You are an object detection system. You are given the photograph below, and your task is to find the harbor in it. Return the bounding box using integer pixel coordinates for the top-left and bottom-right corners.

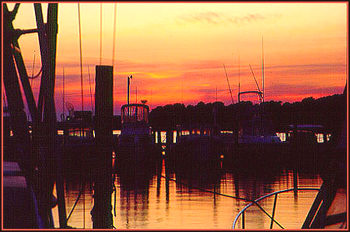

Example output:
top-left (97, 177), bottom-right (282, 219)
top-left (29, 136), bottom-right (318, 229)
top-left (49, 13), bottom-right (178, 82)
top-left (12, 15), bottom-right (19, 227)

top-left (2, 2), bottom-right (348, 230)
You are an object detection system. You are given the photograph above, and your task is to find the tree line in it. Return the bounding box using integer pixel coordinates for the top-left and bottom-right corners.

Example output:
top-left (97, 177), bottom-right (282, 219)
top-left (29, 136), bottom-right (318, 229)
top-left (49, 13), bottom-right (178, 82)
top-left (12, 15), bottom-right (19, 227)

top-left (149, 93), bottom-right (346, 135)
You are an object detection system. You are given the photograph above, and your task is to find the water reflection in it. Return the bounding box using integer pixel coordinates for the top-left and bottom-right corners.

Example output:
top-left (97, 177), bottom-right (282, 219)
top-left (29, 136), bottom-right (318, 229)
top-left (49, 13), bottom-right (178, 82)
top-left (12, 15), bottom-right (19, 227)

top-left (52, 153), bottom-right (323, 229)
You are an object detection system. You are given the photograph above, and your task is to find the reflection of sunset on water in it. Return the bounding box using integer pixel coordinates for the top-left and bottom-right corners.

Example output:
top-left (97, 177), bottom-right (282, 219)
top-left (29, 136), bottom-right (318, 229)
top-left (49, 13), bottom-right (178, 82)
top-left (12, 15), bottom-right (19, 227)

top-left (51, 161), bottom-right (322, 229)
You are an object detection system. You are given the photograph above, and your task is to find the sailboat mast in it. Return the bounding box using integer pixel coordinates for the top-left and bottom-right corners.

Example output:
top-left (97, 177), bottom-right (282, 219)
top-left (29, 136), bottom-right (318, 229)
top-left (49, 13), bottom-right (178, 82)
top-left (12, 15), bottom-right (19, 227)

top-left (262, 36), bottom-right (264, 102)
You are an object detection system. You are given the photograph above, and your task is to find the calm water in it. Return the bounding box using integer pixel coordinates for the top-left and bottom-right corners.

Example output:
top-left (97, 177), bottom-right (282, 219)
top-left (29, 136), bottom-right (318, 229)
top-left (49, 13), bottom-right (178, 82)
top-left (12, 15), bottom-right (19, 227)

top-left (52, 153), bottom-right (323, 230)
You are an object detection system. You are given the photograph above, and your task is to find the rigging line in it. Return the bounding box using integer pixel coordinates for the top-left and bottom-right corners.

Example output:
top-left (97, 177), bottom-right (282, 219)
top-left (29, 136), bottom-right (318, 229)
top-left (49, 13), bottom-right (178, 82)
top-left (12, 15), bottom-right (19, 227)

top-left (160, 175), bottom-right (252, 202)
top-left (87, 65), bottom-right (93, 113)
top-left (100, 3), bottom-right (102, 65)
top-left (65, 183), bottom-right (84, 222)
top-left (248, 64), bottom-right (262, 94)
top-left (28, 66), bottom-right (43, 79)
top-left (223, 64), bottom-right (234, 105)
top-left (112, 3), bottom-right (117, 66)
top-left (78, 3), bottom-right (84, 113)
top-left (160, 174), bottom-right (284, 228)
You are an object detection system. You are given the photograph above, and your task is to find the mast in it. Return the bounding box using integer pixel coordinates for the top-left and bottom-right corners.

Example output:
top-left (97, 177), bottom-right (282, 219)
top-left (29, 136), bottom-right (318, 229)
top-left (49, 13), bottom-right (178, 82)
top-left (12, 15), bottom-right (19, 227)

top-left (248, 64), bottom-right (262, 102)
top-left (62, 67), bottom-right (65, 121)
top-left (223, 64), bottom-right (234, 104)
top-left (262, 36), bottom-right (264, 102)
top-left (261, 36), bottom-right (265, 136)
top-left (238, 54), bottom-right (240, 102)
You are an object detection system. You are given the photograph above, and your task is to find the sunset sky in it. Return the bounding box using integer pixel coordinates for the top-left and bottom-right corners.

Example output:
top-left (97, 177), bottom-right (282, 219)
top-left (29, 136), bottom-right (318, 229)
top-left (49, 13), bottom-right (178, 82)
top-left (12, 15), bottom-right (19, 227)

top-left (4, 2), bottom-right (348, 116)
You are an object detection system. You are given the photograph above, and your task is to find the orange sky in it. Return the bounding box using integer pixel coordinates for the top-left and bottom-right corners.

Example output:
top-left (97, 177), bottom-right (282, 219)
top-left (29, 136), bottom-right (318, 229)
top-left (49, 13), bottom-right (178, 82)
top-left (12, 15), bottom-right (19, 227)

top-left (3, 2), bottom-right (348, 116)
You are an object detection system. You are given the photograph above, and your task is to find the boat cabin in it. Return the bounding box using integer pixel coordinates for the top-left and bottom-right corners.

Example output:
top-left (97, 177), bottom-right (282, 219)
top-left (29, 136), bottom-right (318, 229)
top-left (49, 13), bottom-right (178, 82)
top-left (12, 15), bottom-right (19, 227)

top-left (120, 104), bottom-right (151, 136)
top-left (121, 104), bottom-right (149, 124)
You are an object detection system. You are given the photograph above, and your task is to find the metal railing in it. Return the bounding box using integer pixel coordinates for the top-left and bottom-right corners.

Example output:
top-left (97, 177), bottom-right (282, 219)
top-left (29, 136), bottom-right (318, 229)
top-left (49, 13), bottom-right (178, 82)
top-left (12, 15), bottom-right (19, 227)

top-left (232, 187), bottom-right (320, 229)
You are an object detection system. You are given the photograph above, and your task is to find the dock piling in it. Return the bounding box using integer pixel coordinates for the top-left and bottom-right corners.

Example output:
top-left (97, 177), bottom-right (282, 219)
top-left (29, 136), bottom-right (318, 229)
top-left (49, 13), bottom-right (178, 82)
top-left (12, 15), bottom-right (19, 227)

top-left (91, 65), bottom-right (114, 228)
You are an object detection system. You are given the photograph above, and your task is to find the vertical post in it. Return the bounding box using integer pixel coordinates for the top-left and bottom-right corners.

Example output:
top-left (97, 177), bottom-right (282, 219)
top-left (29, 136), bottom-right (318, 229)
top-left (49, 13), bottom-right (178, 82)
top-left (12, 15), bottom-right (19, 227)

top-left (34, 3), bottom-right (49, 122)
top-left (92, 65), bottom-right (114, 228)
top-left (47, 4), bottom-right (68, 228)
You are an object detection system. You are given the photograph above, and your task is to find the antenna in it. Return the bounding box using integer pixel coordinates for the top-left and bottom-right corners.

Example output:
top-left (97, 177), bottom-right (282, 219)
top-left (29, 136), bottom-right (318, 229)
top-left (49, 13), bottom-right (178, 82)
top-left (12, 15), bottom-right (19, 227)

top-left (223, 64), bottom-right (234, 105)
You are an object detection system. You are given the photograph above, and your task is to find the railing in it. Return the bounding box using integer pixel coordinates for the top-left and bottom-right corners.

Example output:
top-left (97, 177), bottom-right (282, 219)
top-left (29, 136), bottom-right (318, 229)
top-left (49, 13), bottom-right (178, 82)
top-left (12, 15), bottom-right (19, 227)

top-left (232, 187), bottom-right (320, 229)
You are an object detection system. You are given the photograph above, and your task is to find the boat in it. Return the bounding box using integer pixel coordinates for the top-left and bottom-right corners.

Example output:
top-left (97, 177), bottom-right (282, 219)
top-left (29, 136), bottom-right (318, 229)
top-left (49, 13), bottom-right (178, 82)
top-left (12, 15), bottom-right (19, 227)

top-left (168, 131), bottom-right (223, 170)
top-left (238, 107), bottom-right (283, 160)
top-left (220, 94), bottom-right (285, 167)
top-left (116, 103), bottom-right (161, 167)
top-left (232, 87), bottom-right (347, 229)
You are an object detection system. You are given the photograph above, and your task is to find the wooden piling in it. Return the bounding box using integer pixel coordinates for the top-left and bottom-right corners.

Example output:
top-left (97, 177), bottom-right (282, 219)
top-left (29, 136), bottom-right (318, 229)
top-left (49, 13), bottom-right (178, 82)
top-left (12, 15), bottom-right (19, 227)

top-left (92, 65), bottom-right (114, 228)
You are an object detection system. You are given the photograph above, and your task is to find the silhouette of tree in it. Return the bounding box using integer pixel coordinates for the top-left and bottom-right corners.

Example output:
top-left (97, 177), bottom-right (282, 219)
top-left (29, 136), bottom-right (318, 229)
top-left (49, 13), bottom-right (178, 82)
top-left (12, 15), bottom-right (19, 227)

top-left (148, 93), bottom-right (346, 136)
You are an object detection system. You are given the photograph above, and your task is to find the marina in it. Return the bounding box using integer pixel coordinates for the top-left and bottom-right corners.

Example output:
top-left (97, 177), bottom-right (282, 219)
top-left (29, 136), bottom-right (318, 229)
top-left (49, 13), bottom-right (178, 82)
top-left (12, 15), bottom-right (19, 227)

top-left (2, 2), bottom-right (348, 230)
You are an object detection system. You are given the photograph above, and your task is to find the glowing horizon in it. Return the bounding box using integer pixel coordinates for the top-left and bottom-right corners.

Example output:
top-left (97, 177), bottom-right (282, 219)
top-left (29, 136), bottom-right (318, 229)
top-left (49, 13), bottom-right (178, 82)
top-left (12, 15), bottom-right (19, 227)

top-left (3, 2), bottom-right (347, 117)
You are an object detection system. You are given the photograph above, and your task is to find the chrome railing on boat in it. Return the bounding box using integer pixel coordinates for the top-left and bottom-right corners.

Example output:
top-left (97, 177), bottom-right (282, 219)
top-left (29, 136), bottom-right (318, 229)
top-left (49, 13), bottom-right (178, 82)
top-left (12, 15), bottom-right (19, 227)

top-left (232, 187), bottom-right (320, 229)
